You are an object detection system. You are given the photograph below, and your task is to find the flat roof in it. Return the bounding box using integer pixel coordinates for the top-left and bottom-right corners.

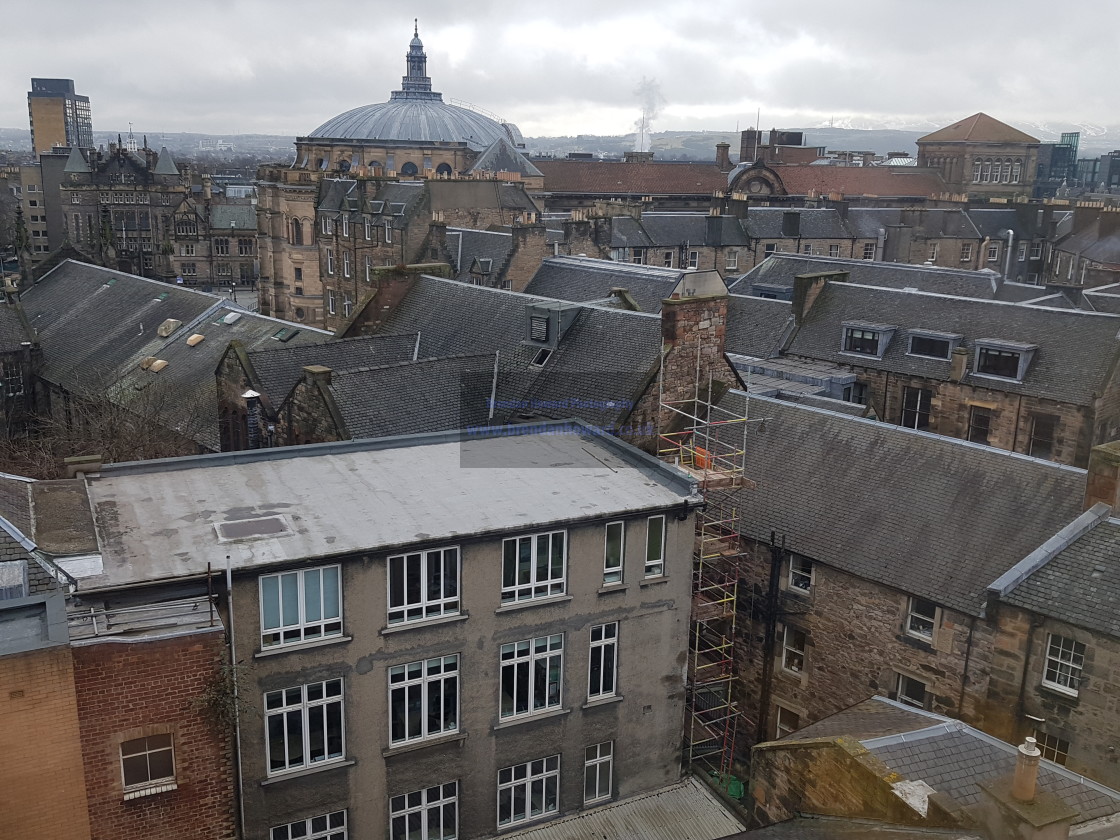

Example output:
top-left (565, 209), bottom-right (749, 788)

top-left (81, 423), bottom-right (698, 589)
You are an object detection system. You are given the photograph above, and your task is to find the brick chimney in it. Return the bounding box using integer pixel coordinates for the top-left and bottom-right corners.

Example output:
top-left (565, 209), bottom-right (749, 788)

top-left (715, 142), bottom-right (732, 172)
top-left (791, 271), bottom-right (843, 326)
top-left (504, 219), bottom-right (549, 293)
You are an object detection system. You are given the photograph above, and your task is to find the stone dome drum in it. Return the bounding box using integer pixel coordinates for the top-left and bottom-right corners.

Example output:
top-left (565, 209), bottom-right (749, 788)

top-left (307, 26), bottom-right (518, 151)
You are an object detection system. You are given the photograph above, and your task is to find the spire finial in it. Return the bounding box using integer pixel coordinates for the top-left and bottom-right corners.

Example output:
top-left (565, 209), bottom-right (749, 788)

top-left (414, 18), bottom-right (418, 37)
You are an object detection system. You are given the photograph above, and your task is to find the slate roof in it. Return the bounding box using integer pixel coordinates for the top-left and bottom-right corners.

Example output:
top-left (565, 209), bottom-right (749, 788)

top-left (743, 208), bottom-right (850, 240)
top-left (0, 303), bottom-right (35, 352)
top-left (246, 332), bottom-right (419, 403)
top-left (725, 295), bottom-right (792, 358)
top-left (722, 393), bottom-right (1085, 615)
top-left (0, 474), bottom-right (33, 536)
top-left (868, 726), bottom-right (1120, 823)
top-left (377, 274), bottom-right (662, 430)
top-left (327, 353), bottom-right (498, 439)
top-left (771, 697), bottom-right (1120, 825)
top-left (445, 228), bottom-right (512, 282)
top-left (523, 256), bottom-right (682, 313)
top-left (209, 204), bottom-right (256, 231)
top-left (735, 254), bottom-right (1003, 300)
top-left (1000, 515), bottom-right (1120, 638)
top-left (917, 113), bottom-right (1040, 145)
top-left (773, 166), bottom-right (946, 198)
top-left (1056, 219), bottom-right (1120, 267)
top-left (469, 137), bottom-right (544, 178)
top-left (21, 261), bottom-right (221, 393)
top-left (735, 817), bottom-right (983, 840)
top-left (108, 302), bottom-right (328, 451)
top-left (786, 282), bottom-right (1120, 405)
top-left (632, 213), bottom-right (750, 247)
top-left (535, 159), bottom-right (727, 195)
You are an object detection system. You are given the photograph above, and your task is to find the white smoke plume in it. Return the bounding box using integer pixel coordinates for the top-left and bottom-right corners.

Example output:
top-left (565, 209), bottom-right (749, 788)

top-left (633, 77), bottom-right (666, 153)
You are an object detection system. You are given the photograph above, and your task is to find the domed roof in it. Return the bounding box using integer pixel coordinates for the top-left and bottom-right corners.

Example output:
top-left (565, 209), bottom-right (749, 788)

top-left (307, 26), bottom-right (516, 151)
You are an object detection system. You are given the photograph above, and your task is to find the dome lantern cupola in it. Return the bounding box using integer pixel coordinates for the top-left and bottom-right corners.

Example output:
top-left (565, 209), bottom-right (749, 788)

top-left (401, 20), bottom-right (434, 97)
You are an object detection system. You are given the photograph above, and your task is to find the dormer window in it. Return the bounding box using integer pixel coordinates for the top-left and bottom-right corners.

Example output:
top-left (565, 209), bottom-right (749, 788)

top-left (841, 322), bottom-right (896, 359)
top-left (907, 330), bottom-right (962, 361)
top-left (973, 340), bottom-right (1037, 382)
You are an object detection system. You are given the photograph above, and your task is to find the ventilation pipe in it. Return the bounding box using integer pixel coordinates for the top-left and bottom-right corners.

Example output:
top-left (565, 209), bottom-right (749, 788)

top-left (1003, 229), bottom-right (1015, 280)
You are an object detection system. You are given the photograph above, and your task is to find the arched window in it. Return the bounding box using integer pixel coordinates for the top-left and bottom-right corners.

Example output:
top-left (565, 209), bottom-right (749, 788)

top-left (1012, 159), bottom-right (1022, 184)
top-left (436, 163), bottom-right (453, 177)
top-left (400, 161), bottom-right (419, 176)
top-left (1001, 159), bottom-right (1012, 183)
top-left (290, 218), bottom-right (303, 246)
top-left (982, 159), bottom-right (992, 183)
top-left (368, 160), bottom-right (383, 173)
top-left (973, 159), bottom-right (982, 183)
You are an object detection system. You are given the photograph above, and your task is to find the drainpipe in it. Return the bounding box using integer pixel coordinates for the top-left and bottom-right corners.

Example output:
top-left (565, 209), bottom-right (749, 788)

top-left (225, 553), bottom-right (247, 840)
top-left (1003, 229), bottom-right (1015, 280)
top-left (956, 615), bottom-right (977, 718)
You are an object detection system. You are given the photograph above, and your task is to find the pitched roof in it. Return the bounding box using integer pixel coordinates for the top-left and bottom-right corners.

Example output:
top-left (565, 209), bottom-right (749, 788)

top-left (377, 274), bottom-right (662, 430)
top-left (630, 213), bottom-right (751, 248)
top-left (535, 159), bottom-right (727, 195)
top-left (917, 113), bottom-right (1040, 145)
top-left (735, 254), bottom-right (1003, 300)
top-left (0, 302), bottom-right (36, 352)
top-left (998, 511), bottom-right (1120, 638)
top-left (722, 393), bottom-right (1085, 615)
top-left (845, 207), bottom-right (981, 239)
top-left (725, 295), bottom-right (792, 358)
top-left (153, 146), bottom-right (179, 175)
top-left (774, 166), bottom-right (947, 198)
top-left (326, 353), bottom-right (498, 439)
top-left (247, 332), bottom-right (419, 403)
top-left (786, 282), bottom-right (1120, 405)
top-left (209, 204), bottom-right (256, 231)
top-left (743, 208), bottom-right (850, 240)
top-left (524, 256), bottom-right (681, 313)
top-left (444, 228), bottom-right (512, 282)
top-left (20, 261), bottom-right (220, 393)
top-left (469, 137), bottom-right (543, 177)
top-left (774, 697), bottom-right (1120, 825)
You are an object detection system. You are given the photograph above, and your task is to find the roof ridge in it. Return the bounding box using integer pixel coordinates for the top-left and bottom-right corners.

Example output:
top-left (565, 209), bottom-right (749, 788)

top-left (247, 330), bottom-right (412, 358)
top-left (839, 281), bottom-right (1120, 317)
top-left (329, 351), bottom-right (496, 377)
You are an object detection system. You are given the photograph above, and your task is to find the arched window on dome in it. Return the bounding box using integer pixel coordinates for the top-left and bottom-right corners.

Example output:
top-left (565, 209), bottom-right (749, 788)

top-left (400, 161), bottom-right (419, 176)
top-left (436, 163), bottom-right (453, 177)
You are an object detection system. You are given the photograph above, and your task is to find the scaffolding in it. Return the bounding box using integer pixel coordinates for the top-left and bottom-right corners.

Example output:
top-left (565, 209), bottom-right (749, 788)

top-left (658, 350), bottom-right (754, 780)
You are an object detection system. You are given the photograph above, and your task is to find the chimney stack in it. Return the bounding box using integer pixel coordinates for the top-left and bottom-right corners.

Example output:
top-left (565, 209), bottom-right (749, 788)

top-left (715, 142), bottom-right (732, 172)
top-left (949, 347), bottom-right (969, 383)
top-left (1084, 440), bottom-right (1120, 511)
top-left (1012, 737), bottom-right (1041, 803)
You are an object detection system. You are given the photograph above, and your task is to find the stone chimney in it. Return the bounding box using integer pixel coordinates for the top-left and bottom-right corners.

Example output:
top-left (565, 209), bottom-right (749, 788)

top-left (302, 365), bottom-right (332, 386)
top-left (949, 347), bottom-right (969, 383)
top-left (1084, 440), bottom-right (1120, 511)
top-left (715, 142), bottom-right (732, 172)
top-left (660, 272), bottom-right (730, 422)
top-left (791, 271), bottom-right (843, 326)
top-left (504, 219), bottom-right (549, 293)
top-left (978, 737), bottom-right (1076, 840)
top-left (202, 174), bottom-right (212, 202)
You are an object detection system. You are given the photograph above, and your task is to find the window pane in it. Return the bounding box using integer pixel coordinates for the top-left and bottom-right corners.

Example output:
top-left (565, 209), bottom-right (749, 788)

top-left (322, 567), bottom-right (340, 619)
top-left (281, 573), bottom-right (299, 626)
top-left (304, 570), bottom-right (322, 622)
top-left (148, 748), bottom-right (174, 781)
top-left (262, 576), bottom-right (281, 629)
top-left (122, 754), bottom-right (148, 786)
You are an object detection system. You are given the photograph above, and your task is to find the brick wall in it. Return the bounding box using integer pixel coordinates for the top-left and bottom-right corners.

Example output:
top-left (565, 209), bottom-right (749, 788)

top-left (72, 630), bottom-right (236, 840)
top-left (0, 645), bottom-right (92, 840)
top-left (503, 222), bottom-right (550, 292)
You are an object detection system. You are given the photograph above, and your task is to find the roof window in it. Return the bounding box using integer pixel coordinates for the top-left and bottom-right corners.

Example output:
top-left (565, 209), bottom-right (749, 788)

top-left (215, 516), bottom-right (290, 542)
top-left (840, 321), bottom-right (896, 360)
top-left (907, 330), bottom-right (962, 361)
top-left (973, 340), bottom-right (1037, 382)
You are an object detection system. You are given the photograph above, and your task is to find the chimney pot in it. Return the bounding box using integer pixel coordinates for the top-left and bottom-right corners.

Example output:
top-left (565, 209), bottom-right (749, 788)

top-left (1012, 737), bottom-right (1042, 803)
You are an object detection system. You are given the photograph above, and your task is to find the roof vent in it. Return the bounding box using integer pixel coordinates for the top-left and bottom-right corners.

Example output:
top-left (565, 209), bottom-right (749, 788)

top-left (272, 327), bottom-right (300, 342)
top-left (186, 334), bottom-right (205, 347)
top-left (222, 312), bottom-right (242, 325)
top-left (157, 318), bottom-right (182, 337)
top-left (216, 516), bottom-right (290, 541)
top-left (148, 359), bottom-right (169, 373)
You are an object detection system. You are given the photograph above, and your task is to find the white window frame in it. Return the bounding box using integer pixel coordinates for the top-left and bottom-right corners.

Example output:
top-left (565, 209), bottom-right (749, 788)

top-left (501, 531), bottom-right (566, 603)
top-left (862, 242), bottom-right (875, 260)
top-left (384, 221), bottom-right (393, 243)
top-left (588, 622), bottom-right (618, 699)
top-left (343, 251), bottom-right (350, 277)
top-left (644, 515), bottom-right (666, 577)
top-left (603, 521), bottom-right (624, 584)
top-left (387, 546), bottom-right (460, 625)
top-left (895, 673), bottom-right (927, 708)
top-left (781, 625), bottom-right (806, 674)
top-left (120, 734), bottom-right (175, 792)
top-left (271, 810), bottom-right (348, 840)
top-left (1042, 633), bottom-right (1085, 696)
top-left (987, 243), bottom-right (1000, 262)
top-left (829, 244), bottom-right (840, 258)
top-left (960, 243), bottom-right (973, 262)
top-left (365, 255), bottom-right (372, 282)
top-left (725, 250), bottom-right (738, 270)
top-left (327, 289), bottom-right (336, 315)
top-left (265, 679), bottom-right (345, 775)
top-left (389, 655), bottom-right (459, 745)
top-left (341, 215), bottom-right (349, 237)
top-left (788, 556), bottom-right (813, 592)
top-left (1034, 731), bottom-right (1070, 766)
top-left (906, 596), bottom-right (937, 641)
top-left (390, 783), bottom-right (458, 840)
top-left (687, 250), bottom-right (699, 270)
top-left (259, 565), bottom-right (342, 648)
top-left (343, 294), bottom-right (352, 318)
top-left (500, 634), bottom-right (563, 720)
top-left (584, 742), bottom-right (613, 805)
top-left (321, 216), bottom-right (331, 235)
top-left (364, 218), bottom-right (372, 240)
top-left (1030, 242), bottom-right (1043, 260)
top-left (326, 249), bottom-right (335, 275)
top-left (1018, 243), bottom-right (1027, 262)
top-left (497, 755), bottom-right (560, 827)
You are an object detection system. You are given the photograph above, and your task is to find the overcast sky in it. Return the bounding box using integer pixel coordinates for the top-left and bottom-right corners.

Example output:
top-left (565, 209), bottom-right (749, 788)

top-left (3, 0), bottom-right (1117, 140)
